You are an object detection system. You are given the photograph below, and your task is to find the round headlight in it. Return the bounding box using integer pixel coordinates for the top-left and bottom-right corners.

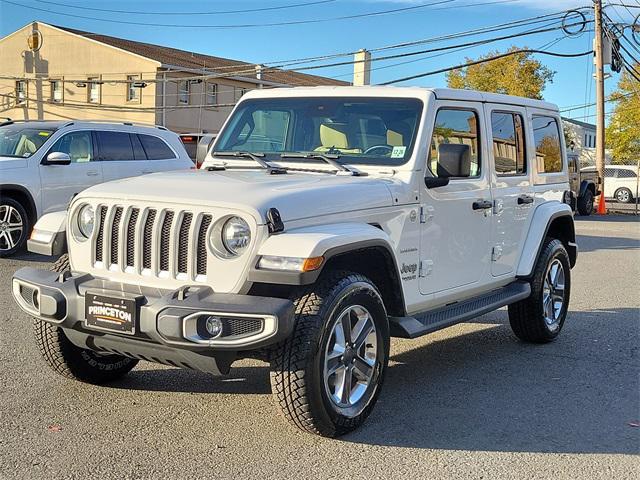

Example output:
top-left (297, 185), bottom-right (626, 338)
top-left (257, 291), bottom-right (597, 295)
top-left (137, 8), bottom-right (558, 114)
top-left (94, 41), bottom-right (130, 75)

top-left (221, 216), bottom-right (251, 256)
top-left (77, 204), bottom-right (95, 238)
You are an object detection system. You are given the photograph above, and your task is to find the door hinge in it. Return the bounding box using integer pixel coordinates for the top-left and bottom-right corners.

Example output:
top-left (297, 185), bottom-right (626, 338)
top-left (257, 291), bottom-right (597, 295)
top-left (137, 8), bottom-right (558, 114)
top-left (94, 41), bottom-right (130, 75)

top-left (492, 246), bottom-right (503, 262)
top-left (419, 205), bottom-right (434, 224)
top-left (419, 259), bottom-right (433, 277)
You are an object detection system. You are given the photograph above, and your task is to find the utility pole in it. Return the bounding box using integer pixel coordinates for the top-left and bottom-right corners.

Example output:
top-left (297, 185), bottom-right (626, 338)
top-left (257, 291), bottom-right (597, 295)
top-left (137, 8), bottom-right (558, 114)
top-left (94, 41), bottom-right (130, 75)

top-left (593, 0), bottom-right (607, 213)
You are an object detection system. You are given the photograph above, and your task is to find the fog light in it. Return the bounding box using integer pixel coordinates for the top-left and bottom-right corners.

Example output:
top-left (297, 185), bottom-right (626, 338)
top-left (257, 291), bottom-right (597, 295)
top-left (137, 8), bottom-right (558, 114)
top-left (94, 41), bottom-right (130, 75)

top-left (204, 316), bottom-right (223, 338)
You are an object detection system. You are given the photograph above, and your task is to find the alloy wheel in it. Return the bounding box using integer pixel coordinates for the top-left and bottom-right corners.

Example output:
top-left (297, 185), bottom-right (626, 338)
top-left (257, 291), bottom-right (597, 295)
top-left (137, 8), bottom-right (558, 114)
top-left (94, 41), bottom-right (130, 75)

top-left (0, 204), bottom-right (24, 252)
top-left (542, 259), bottom-right (565, 332)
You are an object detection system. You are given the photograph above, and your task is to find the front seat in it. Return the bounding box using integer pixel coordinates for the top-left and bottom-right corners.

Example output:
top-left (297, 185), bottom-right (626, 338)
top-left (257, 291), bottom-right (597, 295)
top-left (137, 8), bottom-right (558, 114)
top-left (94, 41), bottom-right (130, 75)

top-left (314, 123), bottom-right (362, 154)
top-left (69, 136), bottom-right (91, 163)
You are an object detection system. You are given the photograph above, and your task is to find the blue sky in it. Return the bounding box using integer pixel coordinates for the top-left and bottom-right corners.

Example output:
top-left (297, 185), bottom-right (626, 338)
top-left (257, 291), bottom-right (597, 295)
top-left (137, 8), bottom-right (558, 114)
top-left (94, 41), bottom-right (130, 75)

top-left (1, 0), bottom-right (637, 122)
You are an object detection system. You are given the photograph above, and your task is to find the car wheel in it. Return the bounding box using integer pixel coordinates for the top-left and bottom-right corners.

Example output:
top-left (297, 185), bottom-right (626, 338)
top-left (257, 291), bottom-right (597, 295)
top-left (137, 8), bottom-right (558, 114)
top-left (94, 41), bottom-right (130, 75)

top-left (614, 188), bottom-right (633, 204)
top-left (0, 197), bottom-right (29, 258)
top-left (269, 271), bottom-right (390, 437)
top-left (577, 190), bottom-right (594, 216)
top-left (32, 254), bottom-right (139, 384)
top-left (508, 238), bottom-right (571, 343)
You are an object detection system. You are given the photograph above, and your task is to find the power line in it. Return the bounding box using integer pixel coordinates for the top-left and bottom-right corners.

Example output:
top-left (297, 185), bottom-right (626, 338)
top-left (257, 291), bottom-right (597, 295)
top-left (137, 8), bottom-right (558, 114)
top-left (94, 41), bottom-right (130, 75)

top-left (381, 48), bottom-right (594, 85)
top-left (30, 0), bottom-right (338, 16)
top-left (0, 0), bottom-right (459, 29)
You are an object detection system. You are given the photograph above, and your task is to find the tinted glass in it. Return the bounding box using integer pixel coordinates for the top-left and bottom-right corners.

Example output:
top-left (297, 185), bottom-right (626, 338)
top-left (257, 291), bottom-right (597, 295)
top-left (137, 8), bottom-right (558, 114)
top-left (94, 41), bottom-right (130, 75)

top-left (48, 131), bottom-right (94, 163)
top-left (0, 125), bottom-right (54, 158)
top-left (138, 134), bottom-right (176, 160)
top-left (429, 108), bottom-right (480, 177)
top-left (532, 116), bottom-right (562, 174)
top-left (215, 97), bottom-right (423, 166)
top-left (130, 134), bottom-right (147, 160)
top-left (617, 169), bottom-right (637, 178)
top-left (96, 131), bottom-right (134, 161)
top-left (491, 112), bottom-right (526, 176)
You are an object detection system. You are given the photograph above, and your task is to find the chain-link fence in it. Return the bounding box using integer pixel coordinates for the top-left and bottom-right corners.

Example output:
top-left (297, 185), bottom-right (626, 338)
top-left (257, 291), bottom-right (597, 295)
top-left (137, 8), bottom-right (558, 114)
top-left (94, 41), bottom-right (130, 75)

top-left (592, 158), bottom-right (640, 215)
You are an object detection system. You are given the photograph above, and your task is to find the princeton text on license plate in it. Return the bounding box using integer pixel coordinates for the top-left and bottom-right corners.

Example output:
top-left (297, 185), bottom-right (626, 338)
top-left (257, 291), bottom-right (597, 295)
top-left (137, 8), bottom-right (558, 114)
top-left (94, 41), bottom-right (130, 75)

top-left (85, 293), bottom-right (138, 334)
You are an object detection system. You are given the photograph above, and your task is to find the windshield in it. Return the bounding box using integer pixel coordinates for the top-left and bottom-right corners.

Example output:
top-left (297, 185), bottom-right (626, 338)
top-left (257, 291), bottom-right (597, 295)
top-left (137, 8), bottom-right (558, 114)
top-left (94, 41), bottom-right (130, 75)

top-left (214, 97), bottom-right (423, 166)
top-left (0, 125), bottom-right (55, 158)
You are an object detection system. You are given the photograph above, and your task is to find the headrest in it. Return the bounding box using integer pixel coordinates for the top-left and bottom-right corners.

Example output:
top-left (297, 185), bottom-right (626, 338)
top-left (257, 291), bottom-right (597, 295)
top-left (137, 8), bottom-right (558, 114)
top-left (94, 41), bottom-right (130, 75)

top-left (437, 143), bottom-right (471, 178)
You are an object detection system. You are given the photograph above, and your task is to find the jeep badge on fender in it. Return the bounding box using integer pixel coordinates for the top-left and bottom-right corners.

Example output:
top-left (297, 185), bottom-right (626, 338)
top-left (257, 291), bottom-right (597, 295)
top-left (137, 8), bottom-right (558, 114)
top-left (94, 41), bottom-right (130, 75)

top-left (13, 87), bottom-right (577, 438)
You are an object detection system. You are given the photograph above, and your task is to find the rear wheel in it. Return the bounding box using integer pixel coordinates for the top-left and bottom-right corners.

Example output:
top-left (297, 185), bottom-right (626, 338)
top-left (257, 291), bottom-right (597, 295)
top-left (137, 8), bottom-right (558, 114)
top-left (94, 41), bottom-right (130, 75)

top-left (0, 197), bottom-right (29, 257)
top-left (32, 253), bottom-right (138, 384)
top-left (577, 189), bottom-right (594, 216)
top-left (508, 238), bottom-right (571, 343)
top-left (614, 187), bottom-right (633, 204)
top-left (269, 271), bottom-right (389, 437)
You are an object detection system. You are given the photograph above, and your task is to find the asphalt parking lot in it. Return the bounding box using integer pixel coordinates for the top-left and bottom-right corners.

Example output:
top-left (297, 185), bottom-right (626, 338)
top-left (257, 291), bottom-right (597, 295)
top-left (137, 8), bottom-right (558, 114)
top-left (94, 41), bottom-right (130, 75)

top-left (0, 215), bottom-right (638, 480)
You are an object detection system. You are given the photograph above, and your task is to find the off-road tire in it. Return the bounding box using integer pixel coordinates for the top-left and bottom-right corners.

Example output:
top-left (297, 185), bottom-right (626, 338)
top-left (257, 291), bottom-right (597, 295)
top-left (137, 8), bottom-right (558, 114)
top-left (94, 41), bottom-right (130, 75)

top-left (577, 189), bottom-right (594, 216)
top-left (508, 238), bottom-right (571, 343)
top-left (32, 253), bottom-right (138, 384)
top-left (614, 187), bottom-right (633, 204)
top-left (0, 196), bottom-right (30, 258)
top-left (269, 271), bottom-right (390, 437)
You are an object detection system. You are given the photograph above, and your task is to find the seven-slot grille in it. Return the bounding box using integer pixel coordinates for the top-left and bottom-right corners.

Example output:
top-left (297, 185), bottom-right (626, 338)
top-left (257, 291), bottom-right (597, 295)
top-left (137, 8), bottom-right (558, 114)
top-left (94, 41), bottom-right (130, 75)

top-left (93, 205), bottom-right (212, 279)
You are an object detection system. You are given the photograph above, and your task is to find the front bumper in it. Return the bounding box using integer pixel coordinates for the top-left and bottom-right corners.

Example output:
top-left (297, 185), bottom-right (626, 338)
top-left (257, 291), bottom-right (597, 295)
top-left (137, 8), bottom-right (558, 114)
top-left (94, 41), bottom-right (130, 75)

top-left (12, 267), bottom-right (295, 374)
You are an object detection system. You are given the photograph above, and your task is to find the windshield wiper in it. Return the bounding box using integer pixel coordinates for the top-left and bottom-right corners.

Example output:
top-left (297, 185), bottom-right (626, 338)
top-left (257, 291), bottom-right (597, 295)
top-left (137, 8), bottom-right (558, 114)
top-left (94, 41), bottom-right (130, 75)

top-left (213, 151), bottom-right (271, 169)
top-left (279, 153), bottom-right (359, 176)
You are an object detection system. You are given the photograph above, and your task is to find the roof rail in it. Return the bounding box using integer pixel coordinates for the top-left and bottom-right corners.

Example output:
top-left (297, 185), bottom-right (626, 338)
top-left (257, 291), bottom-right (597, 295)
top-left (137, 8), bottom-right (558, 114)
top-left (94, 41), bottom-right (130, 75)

top-left (64, 119), bottom-right (170, 130)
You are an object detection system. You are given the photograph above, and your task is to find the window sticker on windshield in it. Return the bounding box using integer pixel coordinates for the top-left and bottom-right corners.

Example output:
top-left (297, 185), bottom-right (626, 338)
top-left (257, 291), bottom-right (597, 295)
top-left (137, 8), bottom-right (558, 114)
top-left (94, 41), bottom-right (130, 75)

top-left (391, 146), bottom-right (406, 158)
top-left (38, 131), bottom-right (51, 136)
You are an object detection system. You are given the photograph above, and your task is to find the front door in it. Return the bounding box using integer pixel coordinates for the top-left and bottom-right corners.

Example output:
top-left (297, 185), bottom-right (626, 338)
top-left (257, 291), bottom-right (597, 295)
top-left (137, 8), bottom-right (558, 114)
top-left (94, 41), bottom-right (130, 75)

top-left (39, 130), bottom-right (103, 214)
top-left (419, 102), bottom-right (493, 299)
top-left (484, 105), bottom-right (535, 277)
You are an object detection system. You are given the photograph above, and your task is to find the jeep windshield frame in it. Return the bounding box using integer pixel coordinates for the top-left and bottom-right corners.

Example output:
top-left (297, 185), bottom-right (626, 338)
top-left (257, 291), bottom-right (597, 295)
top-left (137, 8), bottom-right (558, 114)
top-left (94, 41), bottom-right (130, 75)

top-left (0, 124), bottom-right (56, 158)
top-left (213, 97), bottom-right (424, 167)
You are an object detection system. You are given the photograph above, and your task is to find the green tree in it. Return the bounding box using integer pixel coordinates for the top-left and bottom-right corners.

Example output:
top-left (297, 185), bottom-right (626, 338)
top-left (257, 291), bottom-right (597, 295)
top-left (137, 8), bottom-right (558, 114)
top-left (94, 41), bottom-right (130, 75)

top-left (605, 64), bottom-right (640, 164)
top-left (446, 46), bottom-right (555, 99)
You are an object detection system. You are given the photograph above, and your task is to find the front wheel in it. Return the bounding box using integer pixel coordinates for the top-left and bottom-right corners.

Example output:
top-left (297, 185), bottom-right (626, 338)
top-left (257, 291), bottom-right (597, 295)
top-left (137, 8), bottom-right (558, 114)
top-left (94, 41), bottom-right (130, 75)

top-left (269, 272), bottom-right (389, 437)
top-left (615, 187), bottom-right (633, 204)
top-left (508, 238), bottom-right (571, 343)
top-left (0, 197), bottom-right (29, 257)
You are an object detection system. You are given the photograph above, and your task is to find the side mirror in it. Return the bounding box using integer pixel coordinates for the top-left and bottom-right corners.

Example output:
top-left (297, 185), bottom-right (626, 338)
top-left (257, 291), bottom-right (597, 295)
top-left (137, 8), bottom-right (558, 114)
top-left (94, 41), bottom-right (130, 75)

top-left (425, 176), bottom-right (450, 189)
top-left (43, 151), bottom-right (71, 166)
top-left (195, 134), bottom-right (216, 169)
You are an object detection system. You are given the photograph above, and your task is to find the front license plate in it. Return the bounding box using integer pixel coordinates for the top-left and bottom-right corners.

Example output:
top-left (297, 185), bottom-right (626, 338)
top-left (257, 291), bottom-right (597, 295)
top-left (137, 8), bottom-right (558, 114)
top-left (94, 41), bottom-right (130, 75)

top-left (85, 293), bottom-right (138, 335)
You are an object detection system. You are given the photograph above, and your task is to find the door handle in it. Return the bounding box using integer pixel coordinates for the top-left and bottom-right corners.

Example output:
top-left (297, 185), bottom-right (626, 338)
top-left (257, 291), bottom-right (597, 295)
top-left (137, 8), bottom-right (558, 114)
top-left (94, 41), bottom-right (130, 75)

top-left (86, 171), bottom-right (100, 177)
top-left (472, 200), bottom-right (493, 210)
top-left (142, 170), bottom-right (154, 174)
top-left (517, 195), bottom-right (534, 205)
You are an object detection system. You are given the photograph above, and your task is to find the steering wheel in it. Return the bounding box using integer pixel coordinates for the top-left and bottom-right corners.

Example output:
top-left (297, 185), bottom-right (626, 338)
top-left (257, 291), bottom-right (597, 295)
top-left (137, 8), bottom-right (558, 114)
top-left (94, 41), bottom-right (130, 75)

top-left (363, 144), bottom-right (394, 155)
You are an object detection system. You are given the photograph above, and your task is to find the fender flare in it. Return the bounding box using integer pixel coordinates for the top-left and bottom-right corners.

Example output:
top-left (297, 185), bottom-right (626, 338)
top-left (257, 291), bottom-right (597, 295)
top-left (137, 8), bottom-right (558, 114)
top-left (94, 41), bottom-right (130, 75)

top-left (578, 179), bottom-right (596, 198)
top-left (0, 184), bottom-right (37, 223)
top-left (248, 222), bottom-right (399, 286)
top-left (516, 202), bottom-right (576, 278)
top-left (27, 210), bottom-right (67, 256)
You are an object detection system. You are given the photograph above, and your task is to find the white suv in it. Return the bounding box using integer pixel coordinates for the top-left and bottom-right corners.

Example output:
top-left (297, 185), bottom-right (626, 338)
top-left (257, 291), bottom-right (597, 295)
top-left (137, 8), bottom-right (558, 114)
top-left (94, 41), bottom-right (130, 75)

top-left (12, 87), bottom-right (577, 437)
top-left (581, 165), bottom-right (638, 203)
top-left (0, 120), bottom-right (193, 256)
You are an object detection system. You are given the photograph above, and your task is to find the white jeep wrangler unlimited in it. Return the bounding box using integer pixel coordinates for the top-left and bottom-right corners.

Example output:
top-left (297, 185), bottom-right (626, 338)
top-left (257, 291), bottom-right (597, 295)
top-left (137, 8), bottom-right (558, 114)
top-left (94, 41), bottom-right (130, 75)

top-left (12, 87), bottom-right (577, 437)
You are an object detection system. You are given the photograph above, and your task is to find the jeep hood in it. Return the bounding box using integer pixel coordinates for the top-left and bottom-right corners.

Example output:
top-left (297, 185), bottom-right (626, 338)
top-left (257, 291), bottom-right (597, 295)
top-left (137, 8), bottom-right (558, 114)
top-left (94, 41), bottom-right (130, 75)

top-left (79, 169), bottom-right (395, 223)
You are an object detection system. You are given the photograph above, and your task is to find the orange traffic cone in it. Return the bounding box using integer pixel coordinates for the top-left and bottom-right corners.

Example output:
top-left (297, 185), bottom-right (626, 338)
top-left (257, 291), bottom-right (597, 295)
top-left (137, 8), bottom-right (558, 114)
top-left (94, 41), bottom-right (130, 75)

top-left (597, 191), bottom-right (607, 214)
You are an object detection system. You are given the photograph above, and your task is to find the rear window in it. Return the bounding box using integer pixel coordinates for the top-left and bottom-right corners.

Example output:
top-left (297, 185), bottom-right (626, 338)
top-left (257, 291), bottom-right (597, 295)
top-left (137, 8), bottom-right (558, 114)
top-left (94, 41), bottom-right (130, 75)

top-left (532, 116), bottom-right (563, 174)
top-left (96, 131), bottom-right (134, 161)
top-left (138, 134), bottom-right (176, 160)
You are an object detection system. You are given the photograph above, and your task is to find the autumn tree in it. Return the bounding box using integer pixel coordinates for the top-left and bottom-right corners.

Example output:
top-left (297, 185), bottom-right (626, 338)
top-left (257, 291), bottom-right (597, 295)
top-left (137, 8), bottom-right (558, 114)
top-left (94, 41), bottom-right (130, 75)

top-left (605, 63), bottom-right (640, 164)
top-left (446, 46), bottom-right (555, 99)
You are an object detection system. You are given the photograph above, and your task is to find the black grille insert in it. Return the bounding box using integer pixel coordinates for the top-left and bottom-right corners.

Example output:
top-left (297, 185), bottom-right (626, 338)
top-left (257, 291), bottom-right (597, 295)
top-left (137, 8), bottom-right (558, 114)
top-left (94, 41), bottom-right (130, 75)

top-left (177, 213), bottom-right (193, 274)
top-left (159, 211), bottom-right (174, 271)
top-left (125, 208), bottom-right (139, 268)
top-left (142, 209), bottom-right (157, 270)
top-left (110, 207), bottom-right (123, 265)
top-left (95, 206), bottom-right (107, 262)
top-left (196, 215), bottom-right (212, 276)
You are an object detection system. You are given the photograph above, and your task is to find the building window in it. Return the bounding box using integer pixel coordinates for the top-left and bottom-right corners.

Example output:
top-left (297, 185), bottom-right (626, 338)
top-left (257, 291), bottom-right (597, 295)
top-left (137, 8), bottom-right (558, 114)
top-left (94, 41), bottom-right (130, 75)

top-left (88, 77), bottom-right (101, 104)
top-left (50, 80), bottom-right (63, 103)
top-left (234, 87), bottom-right (249, 102)
top-left (15, 80), bottom-right (26, 104)
top-left (206, 83), bottom-right (217, 106)
top-left (178, 80), bottom-right (190, 104)
top-left (126, 75), bottom-right (140, 102)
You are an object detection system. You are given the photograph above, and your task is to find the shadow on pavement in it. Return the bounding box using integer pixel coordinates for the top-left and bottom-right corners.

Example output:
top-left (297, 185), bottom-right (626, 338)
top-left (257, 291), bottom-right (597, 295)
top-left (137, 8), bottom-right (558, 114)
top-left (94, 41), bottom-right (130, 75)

top-left (577, 234), bottom-right (640, 253)
top-left (106, 308), bottom-right (639, 454)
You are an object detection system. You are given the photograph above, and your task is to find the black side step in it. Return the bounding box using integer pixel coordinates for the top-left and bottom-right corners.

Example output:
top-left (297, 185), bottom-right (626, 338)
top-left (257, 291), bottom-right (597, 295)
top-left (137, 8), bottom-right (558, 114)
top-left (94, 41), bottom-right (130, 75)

top-left (389, 281), bottom-right (531, 339)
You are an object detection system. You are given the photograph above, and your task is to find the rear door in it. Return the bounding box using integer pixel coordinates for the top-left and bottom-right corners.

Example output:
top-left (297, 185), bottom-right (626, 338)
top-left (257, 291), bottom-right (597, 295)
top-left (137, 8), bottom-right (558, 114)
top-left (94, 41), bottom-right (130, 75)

top-left (484, 104), bottom-right (535, 277)
top-left (95, 130), bottom-right (143, 182)
top-left (39, 130), bottom-right (103, 214)
top-left (136, 133), bottom-right (185, 173)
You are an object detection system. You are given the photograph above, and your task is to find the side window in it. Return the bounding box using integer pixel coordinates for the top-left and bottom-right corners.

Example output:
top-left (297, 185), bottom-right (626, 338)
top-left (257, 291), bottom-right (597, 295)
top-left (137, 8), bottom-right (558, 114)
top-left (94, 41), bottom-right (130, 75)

top-left (96, 131), bottom-right (134, 161)
top-left (48, 131), bottom-right (94, 163)
top-left (604, 167), bottom-right (617, 178)
top-left (130, 134), bottom-right (147, 160)
top-left (138, 134), bottom-right (176, 160)
top-left (429, 108), bottom-right (480, 178)
top-left (491, 112), bottom-right (526, 176)
top-left (617, 169), bottom-right (637, 178)
top-left (532, 116), bottom-right (563, 174)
